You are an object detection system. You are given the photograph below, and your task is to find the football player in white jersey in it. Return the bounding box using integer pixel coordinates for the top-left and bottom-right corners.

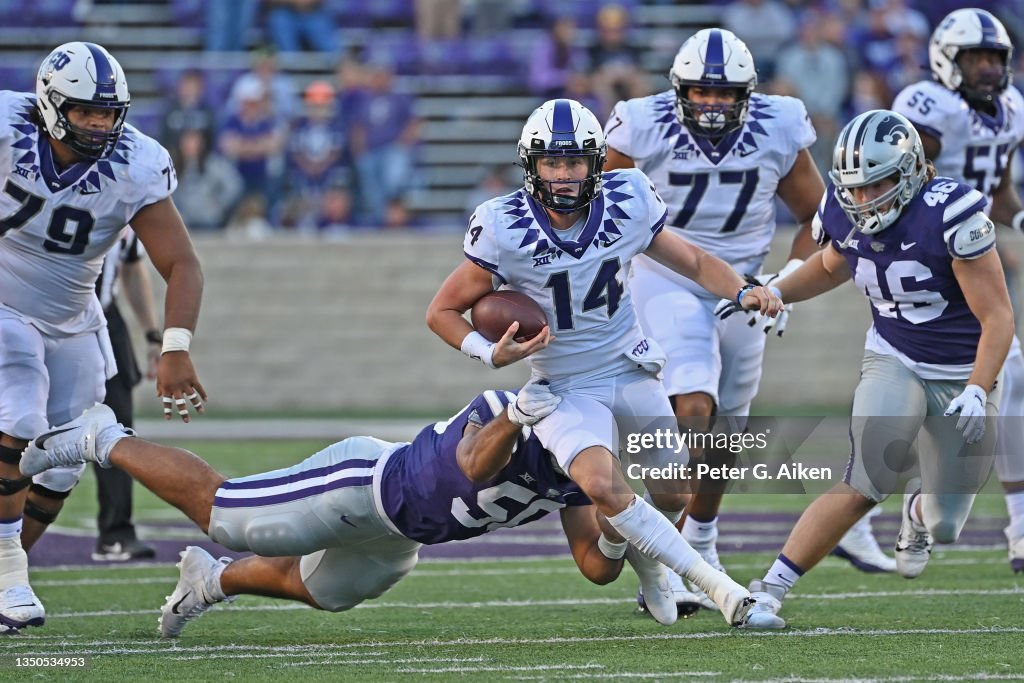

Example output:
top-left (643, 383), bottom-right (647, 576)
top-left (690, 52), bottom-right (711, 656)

top-left (602, 28), bottom-right (894, 614)
top-left (892, 8), bottom-right (1024, 573)
top-left (735, 109), bottom-right (1013, 629)
top-left (427, 98), bottom-right (782, 627)
top-left (0, 42), bottom-right (206, 631)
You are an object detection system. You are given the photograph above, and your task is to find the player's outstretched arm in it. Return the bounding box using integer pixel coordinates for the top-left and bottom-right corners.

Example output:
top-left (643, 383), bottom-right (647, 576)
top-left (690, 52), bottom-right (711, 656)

top-left (455, 381), bottom-right (561, 483)
top-left (774, 243), bottom-right (852, 304)
top-left (645, 230), bottom-right (782, 316)
top-left (132, 198), bottom-right (206, 421)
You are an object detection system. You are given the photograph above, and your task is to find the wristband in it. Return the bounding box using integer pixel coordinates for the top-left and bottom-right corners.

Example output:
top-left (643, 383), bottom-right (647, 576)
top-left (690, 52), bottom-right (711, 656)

top-left (460, 331), bottom-right (496, 368)
top-left (778, 258), bottom-right (804, 280)
top-left (736, 284), bottom-right (756, 305)
top-left (161, 327), bottom-right (193, 355)
top-left (145, 329), bottom-right (163, 345)
top-left (1012, 210), bottom-right (1024, 233)
top-left (597, 533), bottom-right (628, 560)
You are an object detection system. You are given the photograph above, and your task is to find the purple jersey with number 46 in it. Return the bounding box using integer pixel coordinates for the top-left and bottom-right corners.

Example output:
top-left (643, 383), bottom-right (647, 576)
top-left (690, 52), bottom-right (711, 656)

top-left (816, 176), bottom-right (992, 374)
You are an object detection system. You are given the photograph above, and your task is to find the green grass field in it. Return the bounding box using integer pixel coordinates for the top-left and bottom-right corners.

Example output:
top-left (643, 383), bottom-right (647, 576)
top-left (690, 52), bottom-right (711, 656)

top-left (11, 439), bottom-right (1024, 682)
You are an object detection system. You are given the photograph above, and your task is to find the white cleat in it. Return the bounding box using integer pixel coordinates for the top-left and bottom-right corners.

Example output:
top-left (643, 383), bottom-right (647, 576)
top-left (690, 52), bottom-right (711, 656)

top-left (832, 509), bottom-right (897, 573)
top-left (627, 546), bottom-right (677, 626)
top-left (680, 532), bottom-right (724, 612)
top-left (666, 569), bottom-right (702, 618)
top-left (739, 580), bottom-right (787, 629)
top-left (0, 584), bottom-right (45, 631)
top-left (894, 478), bottom-right (932, 579)
top-left (19, 404), bottom-right (121, 477)
top-left (1006, 527), bottom-right (1024, 574)
top-left (159, 546), bottom-right (233, 638)
top-left (704, 574), bottom-right (755, 627)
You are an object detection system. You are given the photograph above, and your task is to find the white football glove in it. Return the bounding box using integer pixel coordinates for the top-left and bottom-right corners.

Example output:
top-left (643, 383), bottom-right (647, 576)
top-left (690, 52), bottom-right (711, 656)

top-left (750, 259), bottom-right (802, 336)
top-left (508, 378), bottom-right (561, 426)
top-left (943, 384), bottom-right (988, 444)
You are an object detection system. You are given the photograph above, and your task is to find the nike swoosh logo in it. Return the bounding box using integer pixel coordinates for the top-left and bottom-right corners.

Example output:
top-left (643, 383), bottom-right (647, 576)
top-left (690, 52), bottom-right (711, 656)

top-left (35, 427), bottom-right (74, 448)
top-left (8, 603), bottom-right (36, 608)
top-left (339, 515), bottom-right (357, 528)
top-left (171, 591), bottom-right (191, 615)
top-left (900, 242), bottom-right (916, 250)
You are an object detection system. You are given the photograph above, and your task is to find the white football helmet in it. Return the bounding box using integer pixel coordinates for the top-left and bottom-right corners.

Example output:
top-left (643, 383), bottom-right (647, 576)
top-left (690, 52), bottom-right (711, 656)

top-left (929, 9), bottom-right (1013, 106)
top-left (36, 42), bottom-right (130, 160)
top-left (517, 99), bottom-right (607, 213)
top-left (830, 110), bottom-right (927, 236)
top-left (670, 28), bottom-right (757, 137)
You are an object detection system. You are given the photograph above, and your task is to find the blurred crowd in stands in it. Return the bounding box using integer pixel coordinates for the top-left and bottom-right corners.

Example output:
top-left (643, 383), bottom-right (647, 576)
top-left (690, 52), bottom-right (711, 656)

top-left (77, 0), bottom-right (1024, 233)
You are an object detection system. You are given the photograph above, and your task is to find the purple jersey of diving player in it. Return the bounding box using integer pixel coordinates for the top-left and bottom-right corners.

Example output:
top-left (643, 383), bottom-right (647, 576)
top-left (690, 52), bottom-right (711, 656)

top-left (816, 176), bottom-right (991, 367)
top-left (380, 390), bottom-right (590, 544)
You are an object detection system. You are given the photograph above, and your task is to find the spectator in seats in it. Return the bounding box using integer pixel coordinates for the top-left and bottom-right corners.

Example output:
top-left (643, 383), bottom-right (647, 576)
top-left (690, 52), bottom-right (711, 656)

top-left (288, 80), bottom-right (348, 195)
top-left (348, 63), bottom-right (420, 226)
top-left (315, 184), bottom-right (358, 233)
top-left (415, 0), bottom-right (462, 41)
top-left (528, 16), bottom-right (587, 99)
top-left (219, 76), bottom-right (287, 219)
top-left (283, 81), bottom-right (350, 231)
top-left (774, 11), bottom-right (850, 174)
top-left (229, 46), bottom-right (298, 121)
top-left (721, 0), bottom-right (796, 82)
top-left (334, 52), bottom-right (370, 131)
top-left (205, 0), bottom-right (258, 52)
top-left (848, 2), bottom-right (900, 75)
top-left (845, 70), bottom-right (890, 121)
top-left (883, 29), bottom-right (928, 97)
top-left (159, 69), bottom-right (216, 151)
top-left (465, 0), bottom-right (512, 36)
top-left (172, 128), bottom-right (244, 231)
top-left (587, 4), bottom-right (648, 118)
top-left (264, 0), bottom-right (338, 53)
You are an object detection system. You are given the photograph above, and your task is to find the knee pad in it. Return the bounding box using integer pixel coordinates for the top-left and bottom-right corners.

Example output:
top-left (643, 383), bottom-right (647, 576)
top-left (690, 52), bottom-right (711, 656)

top-left (0, 475), bottom-right (31, 496)
top-left (0, 444), bottom-right (23, 466)
top-left (31, 463), bottom-right (86, 494)
top-left (209, 509), bottom-right (331, 557)
top-left (23, 498), bottom-right (59, 525)
top-left (28, 482), bottom-right (72, 500)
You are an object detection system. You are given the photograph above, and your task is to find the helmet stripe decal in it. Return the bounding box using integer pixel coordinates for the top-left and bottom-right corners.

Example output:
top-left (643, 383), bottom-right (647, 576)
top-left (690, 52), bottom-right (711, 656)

top-left (837, 117), bottom-right (854, 170)
top-left (84, 42), bottom-right (118, 99)
top-left (976, 10), bottom-right (998, 40)
top-left (702, 29), bottom-right (725, 80)
top-left (849, 115), bottom-right (870, 171)
top-left (549, 98), bottom-right (577, 148)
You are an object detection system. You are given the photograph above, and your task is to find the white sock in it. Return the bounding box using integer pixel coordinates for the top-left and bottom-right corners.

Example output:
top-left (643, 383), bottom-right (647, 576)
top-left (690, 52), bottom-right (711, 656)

top-left (96, 424), bottom-right (133, 467)
top-left (0, 535), bottom-right (30, 588)
top-left (204, 558), bottom-right (231, 602)
top-left (597, 533), bottom-right (628, 560)
top-left (682, 515), bottom-right (718, 545)
top-left (607, 495), bottom-right (702, 576)
top-left (1005, 491), bottom-right (1024, 538)
top-left (763, 554), bottom-right (804, 590)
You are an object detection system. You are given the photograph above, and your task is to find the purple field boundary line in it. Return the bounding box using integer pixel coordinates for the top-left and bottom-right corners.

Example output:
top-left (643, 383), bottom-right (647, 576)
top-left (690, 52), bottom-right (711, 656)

top-left (27, 511), bottom-right (1009, 568)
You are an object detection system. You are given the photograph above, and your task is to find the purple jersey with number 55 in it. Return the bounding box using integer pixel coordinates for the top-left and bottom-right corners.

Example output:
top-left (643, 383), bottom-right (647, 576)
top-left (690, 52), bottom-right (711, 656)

top-left (379, 390), bottom-right (589, 544)
top-left (817, 176), bottom-right (992, 374)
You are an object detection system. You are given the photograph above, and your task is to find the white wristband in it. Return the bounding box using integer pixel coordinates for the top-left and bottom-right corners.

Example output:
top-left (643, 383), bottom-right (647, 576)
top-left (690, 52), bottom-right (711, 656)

top-left (161, 327), bottom-right (193, 355)
top-left (777, 258), bottom-right (804, 280)
top-left (1012, 210), bottom-right (1024, 233)
top-left (460, 331), bottom-right (496, 368)
top-left (597, 533), bottom-right (628, 560)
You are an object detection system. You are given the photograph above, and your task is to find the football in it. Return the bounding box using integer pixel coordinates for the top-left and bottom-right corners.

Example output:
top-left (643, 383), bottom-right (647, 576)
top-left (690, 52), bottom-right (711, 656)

top-left (471, 290), bottom-right (548, 343)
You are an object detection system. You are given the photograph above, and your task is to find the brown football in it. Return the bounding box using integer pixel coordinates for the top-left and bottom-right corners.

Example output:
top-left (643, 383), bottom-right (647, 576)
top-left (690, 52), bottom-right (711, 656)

top-left (471, 290), bottom-right (548, 343)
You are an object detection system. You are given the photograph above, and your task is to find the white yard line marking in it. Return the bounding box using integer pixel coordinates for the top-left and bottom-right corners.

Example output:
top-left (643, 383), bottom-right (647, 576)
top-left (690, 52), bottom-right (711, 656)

top-left (35, 586), bottom-right (1024, 619)
top-left (9, 626), bottom-right (1024, 652)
